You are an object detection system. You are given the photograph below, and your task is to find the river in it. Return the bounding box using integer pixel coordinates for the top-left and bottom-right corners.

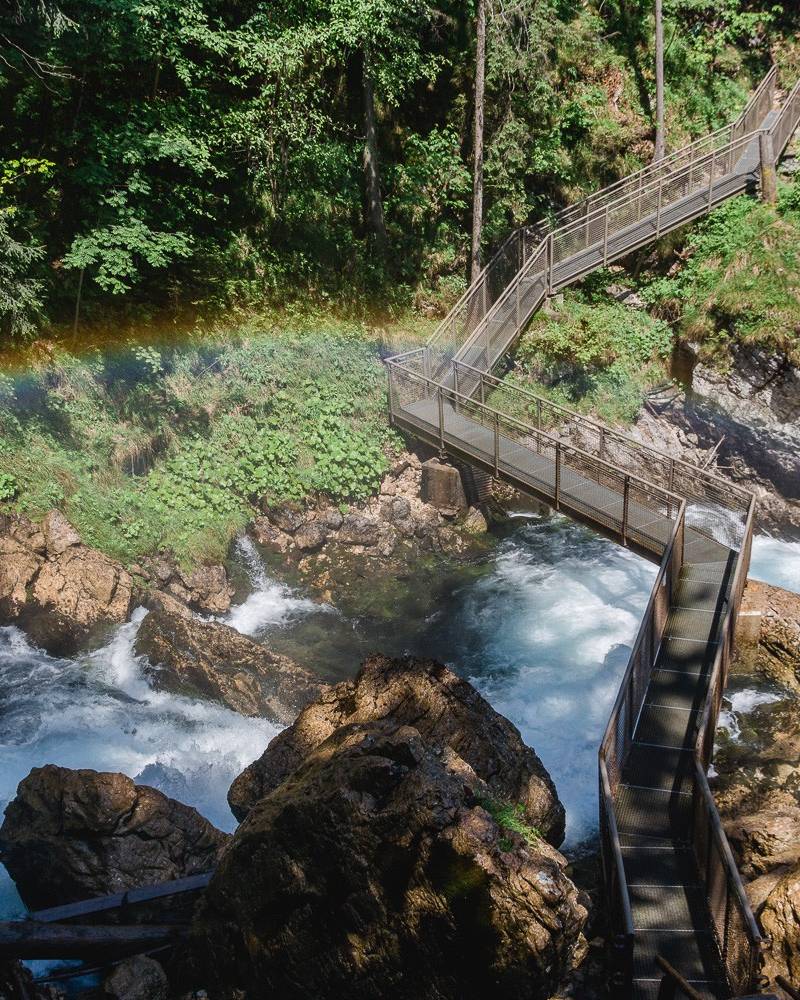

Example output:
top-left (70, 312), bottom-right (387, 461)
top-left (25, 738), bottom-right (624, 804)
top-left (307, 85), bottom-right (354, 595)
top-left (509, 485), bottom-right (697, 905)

top-left (2, 513), bottom-right (799, 921)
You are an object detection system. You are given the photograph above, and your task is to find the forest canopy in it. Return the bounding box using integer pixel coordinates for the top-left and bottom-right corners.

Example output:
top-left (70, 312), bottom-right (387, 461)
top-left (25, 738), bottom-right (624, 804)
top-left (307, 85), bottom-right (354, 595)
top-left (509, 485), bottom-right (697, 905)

top-left (0, 0), bottom-right (795, 335)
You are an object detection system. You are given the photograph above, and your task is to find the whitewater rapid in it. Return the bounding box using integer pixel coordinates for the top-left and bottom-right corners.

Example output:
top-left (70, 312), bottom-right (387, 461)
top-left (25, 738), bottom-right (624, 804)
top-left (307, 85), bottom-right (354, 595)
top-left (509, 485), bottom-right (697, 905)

top-left (1, 517), bottom-right (799, 917)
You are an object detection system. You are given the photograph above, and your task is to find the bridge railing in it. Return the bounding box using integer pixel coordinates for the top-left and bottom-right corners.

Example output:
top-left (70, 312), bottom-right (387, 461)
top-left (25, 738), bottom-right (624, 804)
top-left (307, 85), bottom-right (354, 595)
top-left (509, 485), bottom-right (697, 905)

top-left (771, 77), bottom-right (800, 157)
top-left (450, 360), bottom-right (750, 543)
top-left (691, 497), bottom-right (761, 994)
top-left (599, 500), bottom-right (686, 997)
top-left (387, 360), bottom-right (680, 556)
top-left (421, 63), bottom-right (783, 375)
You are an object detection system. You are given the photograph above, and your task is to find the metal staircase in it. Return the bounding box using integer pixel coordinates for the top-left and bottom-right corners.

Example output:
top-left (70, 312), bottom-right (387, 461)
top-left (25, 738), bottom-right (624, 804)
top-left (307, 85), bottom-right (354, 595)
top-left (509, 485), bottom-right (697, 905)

top-left (386, 65), bottom-right (800, 999)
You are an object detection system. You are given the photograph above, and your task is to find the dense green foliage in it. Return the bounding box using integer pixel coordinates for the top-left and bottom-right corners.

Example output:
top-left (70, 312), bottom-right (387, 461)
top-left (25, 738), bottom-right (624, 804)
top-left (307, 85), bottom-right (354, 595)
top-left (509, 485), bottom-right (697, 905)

top-left (0, 321), bottom-right (399, 564)
top-left (1, 0), bottom-right (793, 334)
top-left (643, 188), bottom-right (800, 367)
top-left (509, 292), bottom-right (673, 424)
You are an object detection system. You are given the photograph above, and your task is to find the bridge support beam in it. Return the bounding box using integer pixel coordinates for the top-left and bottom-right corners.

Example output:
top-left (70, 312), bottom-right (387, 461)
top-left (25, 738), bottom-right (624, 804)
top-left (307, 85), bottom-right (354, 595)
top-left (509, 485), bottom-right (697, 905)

top-left (759, 131), bottom-right (778, 205)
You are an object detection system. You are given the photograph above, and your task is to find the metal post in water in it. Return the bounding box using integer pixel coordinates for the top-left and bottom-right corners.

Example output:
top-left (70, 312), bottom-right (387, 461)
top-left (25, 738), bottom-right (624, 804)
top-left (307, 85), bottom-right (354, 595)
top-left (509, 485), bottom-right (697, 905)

top-left (555, 443), bottom-right (561, 509)
top-left (622, 475), bottom-right (630, 546)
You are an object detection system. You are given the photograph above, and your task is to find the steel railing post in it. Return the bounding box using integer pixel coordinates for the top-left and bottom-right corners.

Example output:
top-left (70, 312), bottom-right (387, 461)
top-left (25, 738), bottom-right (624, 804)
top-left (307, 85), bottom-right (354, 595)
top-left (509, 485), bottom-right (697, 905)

top-left (493, 413), bottom-right (499, 476)
top-left (479, 374), bottom-right (485, 407)
top-left (603, 206), bottom-right (610, 266)
top-left (536, 398), bottom-right (542, 454)
top-left (599, 427), bottom-right (606, 460)
top-left (516, 275), bottom-right (521, 331)
top-left (656, 183), bottom-right (663, 237)
top-left (555, 443), bottom-right (561, 509)
top-left (707, 146), bottom-right (717, 210)
top-left (622, 475), bottom-right (630, 546)
top-left (453, 365), bottom-right (460, 413)
top-left (437, 386), bottom-right (445, 453)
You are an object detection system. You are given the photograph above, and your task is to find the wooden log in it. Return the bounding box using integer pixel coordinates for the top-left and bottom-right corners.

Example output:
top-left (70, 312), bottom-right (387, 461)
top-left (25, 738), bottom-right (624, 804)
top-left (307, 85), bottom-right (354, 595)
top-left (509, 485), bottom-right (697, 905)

top-left (0, 921), bottom-right (187, 960)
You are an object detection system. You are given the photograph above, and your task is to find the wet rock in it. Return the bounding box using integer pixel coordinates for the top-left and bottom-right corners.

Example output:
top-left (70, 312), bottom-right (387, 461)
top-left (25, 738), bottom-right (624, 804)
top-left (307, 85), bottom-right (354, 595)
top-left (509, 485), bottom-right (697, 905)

top-left (0, 765), bottom-right (227, 909)
top-left (0, 511), bottom-right (132, 655)
top-left (103, 956), bottom-right (168, 1000)
top-left (629, 347), bottom-right (800, 533)
top-left (267, 502), bottom-right (305, 534)
top-left (251, 515), bottom-right (292, 553)
top-left (134, 608), bottom-right (326, 723)
top-left (293, 522), bottom-right (328, 552)
top-left (228, 654), bottom-right (565, 845)
top-left (462, 506), bottom-right (488, 535)
top-left (338, 513), bottom-right (379, 546)
top-left (196, 722), bottom-right (586, 1000)
top-left (421, 459), bottom-right (467, 513)
top-left (723, 788), bottom-right (800, 878)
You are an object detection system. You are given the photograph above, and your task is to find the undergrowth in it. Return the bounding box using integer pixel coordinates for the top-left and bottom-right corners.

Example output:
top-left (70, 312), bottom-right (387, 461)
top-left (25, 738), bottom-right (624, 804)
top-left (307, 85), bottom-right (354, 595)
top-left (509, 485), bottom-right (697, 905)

top-left (478, 798), bottom-right (542, 852)
top-left (0, 317), bottom-right (404, 567)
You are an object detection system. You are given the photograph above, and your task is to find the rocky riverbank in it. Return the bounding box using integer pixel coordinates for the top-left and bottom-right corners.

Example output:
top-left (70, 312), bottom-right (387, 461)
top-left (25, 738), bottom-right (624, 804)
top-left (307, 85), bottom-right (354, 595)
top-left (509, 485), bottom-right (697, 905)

top-left (628, 346), bottom-right (800, 535)
top-left (712, 579), bottom-right (800, 991)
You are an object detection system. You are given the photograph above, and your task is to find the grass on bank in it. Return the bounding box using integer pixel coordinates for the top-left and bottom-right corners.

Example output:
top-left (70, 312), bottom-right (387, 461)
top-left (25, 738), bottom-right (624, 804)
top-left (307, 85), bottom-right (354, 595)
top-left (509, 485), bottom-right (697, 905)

top-left (0, 312), bottom-right (434, 568)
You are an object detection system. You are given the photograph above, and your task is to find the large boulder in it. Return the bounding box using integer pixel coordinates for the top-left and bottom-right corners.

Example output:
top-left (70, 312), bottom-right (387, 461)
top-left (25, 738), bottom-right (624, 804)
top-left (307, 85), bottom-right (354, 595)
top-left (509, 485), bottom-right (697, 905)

top-left (759, 862), bottom-right (800, 985)
top-left (192, 722), bottom-right (587, 1000)
top-left (0, 511), bottom-right (132, 655)
top-left (134, 607), bottom-right (326, 723)
top-left (228, 654), bottom-right (565, 845)
top-left (723, 787), bottom-right (800, 879)
top-left (0, 765), bottom-right (228, 909)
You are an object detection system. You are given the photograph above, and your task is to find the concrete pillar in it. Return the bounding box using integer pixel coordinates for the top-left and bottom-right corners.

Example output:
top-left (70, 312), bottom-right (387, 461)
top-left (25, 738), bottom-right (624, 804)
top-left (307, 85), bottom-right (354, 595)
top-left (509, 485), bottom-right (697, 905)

top-left (760, 131), bottom-right (778, 205)
top-left (420, 459), bottom-right (467, 513)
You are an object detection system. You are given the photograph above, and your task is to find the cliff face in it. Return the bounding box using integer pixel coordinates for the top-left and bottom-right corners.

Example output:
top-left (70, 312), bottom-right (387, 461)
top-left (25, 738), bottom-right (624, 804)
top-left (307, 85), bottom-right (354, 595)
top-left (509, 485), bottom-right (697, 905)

top-left (631, 347), bottom-right (800, 535)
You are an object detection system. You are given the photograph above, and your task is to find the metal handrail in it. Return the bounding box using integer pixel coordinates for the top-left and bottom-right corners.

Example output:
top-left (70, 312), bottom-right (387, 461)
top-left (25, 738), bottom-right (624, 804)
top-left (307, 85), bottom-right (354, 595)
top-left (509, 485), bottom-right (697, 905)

top-left (451, 360), bottom-right (752, 504)
top-left (387, 359), bottom-right (682, 510)
top-left (425, 63), bottom-right (782, 356)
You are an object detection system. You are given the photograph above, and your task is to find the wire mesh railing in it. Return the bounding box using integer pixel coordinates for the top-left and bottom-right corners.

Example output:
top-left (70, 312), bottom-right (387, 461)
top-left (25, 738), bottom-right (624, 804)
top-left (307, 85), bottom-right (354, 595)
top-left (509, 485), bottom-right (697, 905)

top-left (691, 499), bottom-right (761, 995)
top-left (771, 77), bottom-right (800, 157)
top-left (387, 360), bottom-right (681, 556)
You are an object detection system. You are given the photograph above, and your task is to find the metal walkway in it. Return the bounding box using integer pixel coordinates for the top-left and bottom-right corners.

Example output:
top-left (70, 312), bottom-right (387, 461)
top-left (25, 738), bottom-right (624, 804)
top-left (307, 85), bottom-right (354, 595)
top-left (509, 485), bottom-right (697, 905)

top-left (387, 65), bottom-right (800, 999)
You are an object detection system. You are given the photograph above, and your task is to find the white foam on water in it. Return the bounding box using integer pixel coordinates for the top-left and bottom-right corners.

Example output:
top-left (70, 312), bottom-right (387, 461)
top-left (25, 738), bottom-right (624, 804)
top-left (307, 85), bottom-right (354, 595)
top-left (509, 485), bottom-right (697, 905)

top-left (749, 535), bottom-right (800, 595)
top-left (717, 687), bottom-right (783, 742)
top-left (445, 515), bottom-right (657, 848)
top-left (226, 536), bottom-right (320, 636)
top-left (0, 611), bottom-right (283, 918)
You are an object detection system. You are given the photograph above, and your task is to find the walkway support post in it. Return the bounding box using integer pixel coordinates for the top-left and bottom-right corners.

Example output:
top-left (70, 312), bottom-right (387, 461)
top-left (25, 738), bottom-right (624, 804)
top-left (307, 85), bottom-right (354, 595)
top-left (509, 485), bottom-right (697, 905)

top-left (493, 413), bottom-right (499, 476)
top-left (622, 475), bottom-right (630, 546)
top-left (759, 131), bottom-right (778, 205)
top-left (554, 443), bottom-right (561, 510)
top-left (437, 386), bottom-right (445, 454)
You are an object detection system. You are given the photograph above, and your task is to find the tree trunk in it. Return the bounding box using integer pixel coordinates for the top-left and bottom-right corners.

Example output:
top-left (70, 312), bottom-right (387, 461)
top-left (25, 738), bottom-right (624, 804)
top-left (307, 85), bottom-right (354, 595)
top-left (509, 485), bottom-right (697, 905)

top-left (362, 46), bottom-right (388, 252)
top-left (470, 0), bottom-right (486, 284)
top-left (653, 0), bottom-right (665, 162)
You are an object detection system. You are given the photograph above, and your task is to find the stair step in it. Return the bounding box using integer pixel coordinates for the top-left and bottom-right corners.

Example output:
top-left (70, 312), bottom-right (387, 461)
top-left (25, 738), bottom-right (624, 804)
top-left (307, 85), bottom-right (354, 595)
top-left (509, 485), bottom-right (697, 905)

top-left (664, 608), bottom-right (721, 644)
top-left (634, 929), bottom-right (723, 982)
top-left (657, 637), bottom-right (717, 675)
top-left (623, 744), bottom-right (695, 794)
top-left (629, 885), bottom-right (708, 931)
top-left (615, 785), bottom-right (693, 841)
top-left (645, 668), bottom-right (709, 712)
top-left (672, 577), bottom-right (725, 612)
top-left (635, 703), bottom-right (700, 750)
top-left (632, 977), bottom-right (728, 1000)
top-left (622, 844), bottom-right (697, 886)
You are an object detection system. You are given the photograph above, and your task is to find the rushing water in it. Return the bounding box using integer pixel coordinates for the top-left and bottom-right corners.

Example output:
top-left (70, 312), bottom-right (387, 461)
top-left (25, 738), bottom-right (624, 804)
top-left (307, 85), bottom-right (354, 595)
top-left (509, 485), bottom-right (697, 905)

top-left (2, 514), bottom-right (799, 920)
